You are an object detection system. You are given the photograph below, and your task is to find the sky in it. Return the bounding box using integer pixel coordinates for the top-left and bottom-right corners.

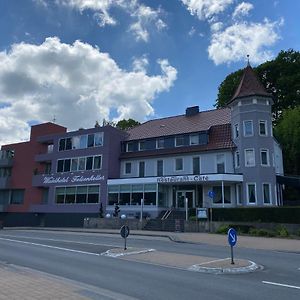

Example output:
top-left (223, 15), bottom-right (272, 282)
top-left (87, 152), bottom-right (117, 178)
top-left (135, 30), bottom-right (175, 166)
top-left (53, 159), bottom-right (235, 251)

top-left (0, 0), bottom-right (299, 145)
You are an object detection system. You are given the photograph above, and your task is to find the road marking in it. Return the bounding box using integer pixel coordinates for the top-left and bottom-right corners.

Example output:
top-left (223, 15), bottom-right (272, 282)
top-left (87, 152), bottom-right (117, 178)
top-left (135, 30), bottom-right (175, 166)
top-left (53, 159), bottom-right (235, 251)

top-left (262, 281), bottom-right (300, 290)
top-left (0, 234), bottom-right (119, 248)
top-left (0, 237), bottom-right (101, 256)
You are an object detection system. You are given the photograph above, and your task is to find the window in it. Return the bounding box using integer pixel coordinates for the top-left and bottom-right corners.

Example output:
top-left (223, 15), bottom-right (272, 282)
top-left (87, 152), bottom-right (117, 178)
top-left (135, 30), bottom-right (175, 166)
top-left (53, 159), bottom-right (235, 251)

top-left (10, 189), bottom-right (24, 204)
top-left (63, 159), bottom-right (71, 172)
top-left (236, 184), bottom-right (242, 205)
top-left (72, 136), bottom-right (80, 149)
top-left (245, 149), bottom-right (255, 167)
top-left (108, 185), bottom-right (119, 205)
top-left (86, 157), bottom-right (93, 170)
top-left (59, 139), bottom-right (66, 151)
top-left (193, 157), bottom-right (200, 175)
top-left (47, 144), bottom-right (53, 153)
top-left (247, 183), bottom-right (256, 204)
top-left (87, 134), bottom-right (94, 148)
top-left (55, 187), bottom-right (65, 204)
top-left (78, 157), bottom-right (86, 170)
top-left (259, 120), bottom-right (267, 136)
top-left (87, 185), bottom-right (100, 203)
top-left (76, 186), bottom-right (87, 203)
top-left (190, 134), bottom-right (199, 145)
top-left (234, 124), bottom-right (239, 139)
top-left (175, 158), bottom-right (183, 171)
top-left (139, 141), bottom-right (146, 151)
top-left (94, 132), bottom-right (103, 146)
top-left (57, 160), bottom-right (64, 172)
top-left (212, 186), bottom-right (231, 204)
top-left (93, 156), bottom-right (102, 169)
top-left (263, 183), bottom-right (271, 204)
top-left (243, 120), bottom-right (253, 136)
top-left (175, 135), bottom-right (185, 147)
top-left (71, 158), bottom-right (78, 171)
top-left (65, 187), bottom-right (76, 204)
top-left (80, 135), bottom-right (87, 148)
top-left (235, 151), bottom-right (240, 168)
top-left (261, 149), bottom-right (269, 166)
top-left (126, 142), bottom-right (134, 152)
top-left (157, 160), bottom-right (163, 176)
top-left (139, 161), bottom-right (145, 177)
top-left (125, 162), bottom-right (132, 174)
top-left (216, 154), bottom-right (225, 173)
top-left (156, 138), bottom-right (164, 149)
top-left (65, 138), bottom-right (72, 150)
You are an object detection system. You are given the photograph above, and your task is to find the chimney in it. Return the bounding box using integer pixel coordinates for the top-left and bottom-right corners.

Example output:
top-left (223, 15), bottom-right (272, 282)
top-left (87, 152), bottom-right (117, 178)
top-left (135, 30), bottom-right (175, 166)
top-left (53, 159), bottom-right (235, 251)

top-left (185, 106), bottom-right (199, 117)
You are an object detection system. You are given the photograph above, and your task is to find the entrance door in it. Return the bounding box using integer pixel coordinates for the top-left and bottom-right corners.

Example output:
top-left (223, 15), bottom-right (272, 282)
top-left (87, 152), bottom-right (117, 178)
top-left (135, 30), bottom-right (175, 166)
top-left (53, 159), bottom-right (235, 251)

top-left (176, 191), bottom-right (194, 209)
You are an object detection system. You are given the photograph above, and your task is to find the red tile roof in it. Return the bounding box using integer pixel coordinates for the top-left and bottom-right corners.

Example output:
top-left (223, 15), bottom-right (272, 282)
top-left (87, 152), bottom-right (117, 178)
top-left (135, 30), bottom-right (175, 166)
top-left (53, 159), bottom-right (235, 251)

top-left (229, 65), bottom-right (271, 103)
top-left (121, 124), bottom-right (235, 159)
top-left (126, 108), bottom-right (231, 141)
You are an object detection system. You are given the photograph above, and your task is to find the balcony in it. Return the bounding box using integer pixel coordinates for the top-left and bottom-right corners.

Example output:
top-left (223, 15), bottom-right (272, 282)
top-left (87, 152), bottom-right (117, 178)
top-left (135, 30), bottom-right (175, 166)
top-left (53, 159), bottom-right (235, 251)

top-left (0, 177), bottom-right (11, 189)
top-left (0, 158), bottom-right (13, 167)
top-left (35, 152), bottom-right (53, 162)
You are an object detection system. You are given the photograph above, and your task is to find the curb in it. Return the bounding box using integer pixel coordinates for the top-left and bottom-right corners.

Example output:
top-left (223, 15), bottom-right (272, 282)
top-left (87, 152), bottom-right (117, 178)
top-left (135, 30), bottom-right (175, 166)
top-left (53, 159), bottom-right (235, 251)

top-left (189, 259), bottom-right (262, 274)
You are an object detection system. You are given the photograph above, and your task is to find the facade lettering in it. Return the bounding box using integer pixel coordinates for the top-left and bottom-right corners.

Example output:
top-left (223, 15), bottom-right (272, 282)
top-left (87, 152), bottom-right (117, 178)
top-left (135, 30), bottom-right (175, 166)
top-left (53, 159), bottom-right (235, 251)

top-left (157, 175), bottom-right (209, 183)
top-left (43, 174), bottom-right (104, 185)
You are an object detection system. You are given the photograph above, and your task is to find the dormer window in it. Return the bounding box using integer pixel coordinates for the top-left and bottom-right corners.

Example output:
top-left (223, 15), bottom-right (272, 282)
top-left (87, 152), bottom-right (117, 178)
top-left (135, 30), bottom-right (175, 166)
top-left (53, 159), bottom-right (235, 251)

top-left (126, 142), bottom-right (134, 152)
top-left (175, 135), bottom-right (185, 147)
top-left (190, 134), bottom-right (199, 145)
top-left (156, 138), bottom-right (164, 149)
top-left (139, 141), bottom-right (145, 151)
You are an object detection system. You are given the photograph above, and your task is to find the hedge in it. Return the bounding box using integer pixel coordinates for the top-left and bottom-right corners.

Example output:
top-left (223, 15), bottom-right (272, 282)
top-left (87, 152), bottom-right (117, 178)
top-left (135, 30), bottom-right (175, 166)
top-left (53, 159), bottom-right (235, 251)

top-left (190, 207), bottom-right (300, 224)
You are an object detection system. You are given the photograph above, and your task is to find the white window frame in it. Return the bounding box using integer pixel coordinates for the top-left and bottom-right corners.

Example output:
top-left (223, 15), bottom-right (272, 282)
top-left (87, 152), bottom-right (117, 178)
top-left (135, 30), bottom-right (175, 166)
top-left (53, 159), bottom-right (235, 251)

top-left (139, 141), bottom-right (145, 151)
top-left (234, 123), bottom-right (239, 139)
top-left (124, 162), bottom-right (132, 175)
top-left (260, 149), bottom-right (270, 166)
top-left (236, 184), bottom-right (242, 205)
top-left (262, 183), bottom-right (272, 205)
top-left (126, 142), bottom-right (134, 152)
top-left (259, 120), bottom-right (267, 136)
top-left (175, 157), bottom-right (184, 171)
top-left (216, 154), bottom-right (225, 173)
top-left (245, 148), bottom-right (255, 167)
top-left (190, 134), bottom-right (199, 145)
top-left (156, 138), bottom-right (164, 149)
top-left (243, 120), bottom-right (253, 137)
top-left (235, 151), bottom-right (240, 168)
top-left (246, 183), bottom-right (257, 205)
top-left (175, 135), bottom-right (185, 147)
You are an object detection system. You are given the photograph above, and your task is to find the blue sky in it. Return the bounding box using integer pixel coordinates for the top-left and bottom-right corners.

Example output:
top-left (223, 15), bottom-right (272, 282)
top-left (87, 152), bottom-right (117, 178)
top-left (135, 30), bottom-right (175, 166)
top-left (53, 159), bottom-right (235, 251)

top-left (0, 0), bottom-right (299, 145)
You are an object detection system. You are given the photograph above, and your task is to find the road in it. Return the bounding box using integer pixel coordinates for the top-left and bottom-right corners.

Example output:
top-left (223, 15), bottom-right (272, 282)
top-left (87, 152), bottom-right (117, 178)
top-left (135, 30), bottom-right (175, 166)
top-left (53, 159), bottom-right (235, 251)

top-left (0, 229), bottom-right (299, 299)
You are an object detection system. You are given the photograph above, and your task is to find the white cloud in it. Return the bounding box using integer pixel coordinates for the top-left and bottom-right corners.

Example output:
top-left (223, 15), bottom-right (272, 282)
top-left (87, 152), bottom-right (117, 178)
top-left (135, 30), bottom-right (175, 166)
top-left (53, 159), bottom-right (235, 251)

top-left (132, 55), bottom-right (149, 72)
top-left (55, 0), bottom-right (166, 42)
top-left (208, 19), bottom-right (282, 65)
top-left (0, 37), bottom-right (177, 145)
top-left (210, 22), bottom-right (223, 32)
top-left (232, 2), bottom-right (254, 19)
top-left (188, 26), bottom-right (196, 36)
top-left (32, 0), bottom-right (48, 7)
top-left (181, 0), bottom-right (233, 21)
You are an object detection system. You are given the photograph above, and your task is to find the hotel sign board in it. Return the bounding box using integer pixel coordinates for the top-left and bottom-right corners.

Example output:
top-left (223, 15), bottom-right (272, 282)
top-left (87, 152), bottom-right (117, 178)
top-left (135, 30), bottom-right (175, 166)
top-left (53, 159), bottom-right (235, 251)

top-left (42, 174), bottom-right (105, 185)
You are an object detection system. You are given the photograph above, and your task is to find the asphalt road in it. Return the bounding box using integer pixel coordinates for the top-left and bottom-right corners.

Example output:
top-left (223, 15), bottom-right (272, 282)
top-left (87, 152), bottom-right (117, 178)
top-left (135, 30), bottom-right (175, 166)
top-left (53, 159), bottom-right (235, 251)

top-left (0, 229), bottom-right (299, 300)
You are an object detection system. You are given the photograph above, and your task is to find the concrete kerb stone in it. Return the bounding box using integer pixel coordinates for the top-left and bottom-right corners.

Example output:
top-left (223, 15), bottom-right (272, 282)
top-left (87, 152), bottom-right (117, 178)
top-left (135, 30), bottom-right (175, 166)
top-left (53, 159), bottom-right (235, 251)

top-left (189, 258), bottom-right (262, 274)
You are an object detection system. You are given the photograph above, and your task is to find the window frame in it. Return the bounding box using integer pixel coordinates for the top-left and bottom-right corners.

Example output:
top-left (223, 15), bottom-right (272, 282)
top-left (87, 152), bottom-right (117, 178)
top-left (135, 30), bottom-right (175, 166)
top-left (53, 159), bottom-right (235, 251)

top-left (235, 151), bottom-right (240, 168)
top-left (125, 162), bottom-right (132, 175)
top-left (190, 134), bottom-right (199, 146)
top-left (245, 148), bottom-right (255, 167)
top-left (234, 123), bottom-right (239, 139)
top-left (175, 157), bottom-right (184, 171)
top-left (262, 183), bottom-right (271, 205)
top-left (175, 135), bottom-right (185, 147)
top-left (156, 138), bottom-right (164, 149)
top-left (260, 149), bottom-right (270, 166)
top-left (243, 120), bottom-right (254, 137)
top-left (246, 183), bottom-right (257, 205)
top-left (259, 120), bottom-right (267, 136)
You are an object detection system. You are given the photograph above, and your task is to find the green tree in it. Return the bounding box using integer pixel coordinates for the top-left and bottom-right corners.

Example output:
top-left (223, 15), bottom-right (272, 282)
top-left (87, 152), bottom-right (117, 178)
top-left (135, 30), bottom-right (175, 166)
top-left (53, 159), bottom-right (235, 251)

top-left (274, 106), bottom-right (300, 175)
top-left (116, 118), bottom-right (140, 130)
top-left (215, 49), bottom-right (300, 121)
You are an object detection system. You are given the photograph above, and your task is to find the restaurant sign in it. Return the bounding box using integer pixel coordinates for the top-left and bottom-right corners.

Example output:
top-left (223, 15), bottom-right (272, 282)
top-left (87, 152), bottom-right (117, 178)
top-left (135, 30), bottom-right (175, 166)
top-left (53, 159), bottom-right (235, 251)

top-left (157, 175), bottom-right (209, 183)
top-left (43, 174), bottom-right (105, 185)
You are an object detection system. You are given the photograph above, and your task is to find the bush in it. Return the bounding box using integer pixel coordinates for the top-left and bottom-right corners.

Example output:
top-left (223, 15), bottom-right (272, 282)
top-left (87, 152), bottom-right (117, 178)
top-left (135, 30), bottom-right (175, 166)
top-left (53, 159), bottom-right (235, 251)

top-left (249, 228), bottom-right (276, 237)
top-left (216, 224), bottom-right (230, 234)
top-left (276, 225), bottom-right (289, 237)
top-left (297, 229), bottom-right (300, 237)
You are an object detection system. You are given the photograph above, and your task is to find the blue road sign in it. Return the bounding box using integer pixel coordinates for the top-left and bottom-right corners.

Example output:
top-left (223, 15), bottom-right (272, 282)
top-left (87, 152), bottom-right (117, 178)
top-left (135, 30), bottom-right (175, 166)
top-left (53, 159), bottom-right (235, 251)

top-left (208, 190), bottom-right (215, 198)
top-left (228, 228), bottom-right (237, 247)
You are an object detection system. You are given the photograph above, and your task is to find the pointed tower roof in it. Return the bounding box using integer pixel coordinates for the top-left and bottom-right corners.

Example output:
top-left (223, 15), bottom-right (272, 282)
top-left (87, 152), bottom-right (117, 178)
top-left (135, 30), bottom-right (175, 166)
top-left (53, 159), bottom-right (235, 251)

top-left (228, 64), bottom-right (271, 104)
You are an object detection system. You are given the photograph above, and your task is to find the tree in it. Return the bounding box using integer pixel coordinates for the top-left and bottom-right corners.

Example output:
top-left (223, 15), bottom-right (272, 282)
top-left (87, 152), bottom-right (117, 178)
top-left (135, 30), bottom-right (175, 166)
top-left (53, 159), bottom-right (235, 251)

top-left (116, 118), bottom-right (140, 130)
top-left (274, 106), bottom-right (300, 175)
top-left (215, 49), bottom-right (300, 122)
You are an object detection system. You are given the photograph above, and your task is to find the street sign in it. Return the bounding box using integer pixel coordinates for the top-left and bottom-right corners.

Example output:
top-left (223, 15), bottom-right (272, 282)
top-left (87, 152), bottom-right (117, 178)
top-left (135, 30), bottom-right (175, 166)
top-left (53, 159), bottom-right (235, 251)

top-left (228, 228), bottom-right (237, 246)
top-left (120, 225), bottom-right (130, 238)
top-left (197, 208), bottom-right (208, 219)
top-left (208, 190), bottom-right (215, 198)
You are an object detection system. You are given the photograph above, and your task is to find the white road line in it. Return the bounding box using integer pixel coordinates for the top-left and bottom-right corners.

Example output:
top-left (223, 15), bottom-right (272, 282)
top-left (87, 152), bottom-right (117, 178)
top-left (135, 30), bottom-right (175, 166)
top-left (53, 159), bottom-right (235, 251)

top-left (262, 281), bottom-right (300, 290)
top-left (0, 237), bottom-right (101, 256)
top-left (0, 234), bottom-right (118, 248)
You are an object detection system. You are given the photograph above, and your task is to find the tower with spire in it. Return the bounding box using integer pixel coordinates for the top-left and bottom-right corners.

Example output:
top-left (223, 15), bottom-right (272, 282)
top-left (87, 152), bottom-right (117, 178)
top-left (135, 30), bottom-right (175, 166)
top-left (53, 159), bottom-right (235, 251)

top-left (228, 63), bottom-right (283, 206)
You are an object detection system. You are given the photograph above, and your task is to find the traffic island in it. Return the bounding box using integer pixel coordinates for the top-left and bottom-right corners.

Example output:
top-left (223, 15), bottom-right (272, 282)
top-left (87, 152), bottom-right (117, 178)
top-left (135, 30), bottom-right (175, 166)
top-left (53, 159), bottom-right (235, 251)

top-left (189, 258), bottom-right (262, 274)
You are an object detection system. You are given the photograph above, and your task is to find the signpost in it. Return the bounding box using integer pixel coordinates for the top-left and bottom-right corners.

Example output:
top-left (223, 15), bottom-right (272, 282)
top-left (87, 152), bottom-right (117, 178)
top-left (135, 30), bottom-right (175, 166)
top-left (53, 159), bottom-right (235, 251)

top-left (227, 228), bottom-right (237, 264)
top-left (120, 225), bottom-right (130, 250)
